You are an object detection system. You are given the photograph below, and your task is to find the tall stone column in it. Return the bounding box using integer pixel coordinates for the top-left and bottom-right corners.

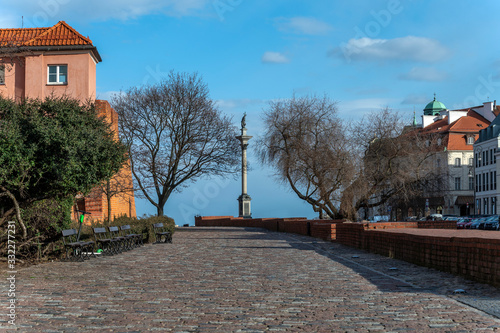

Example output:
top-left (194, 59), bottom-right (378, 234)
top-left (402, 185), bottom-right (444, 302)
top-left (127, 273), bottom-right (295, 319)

top-left (236, 113), bottom-right (252, 218)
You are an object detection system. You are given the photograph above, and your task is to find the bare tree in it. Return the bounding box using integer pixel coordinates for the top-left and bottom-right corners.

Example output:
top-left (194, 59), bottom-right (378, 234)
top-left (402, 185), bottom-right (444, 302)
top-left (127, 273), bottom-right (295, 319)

top-left (87, 164), bottom-right (135, 225)
top-left (259, 95), bottom-right (439, 220)
top-left (112, 71), bottom-right (239, 216)
top-left (341, 108), bottom-right (441, 220)
top-left (258, 95), bottom-right (354, 218)
top-left (0, 37), bottom-right (34, 87)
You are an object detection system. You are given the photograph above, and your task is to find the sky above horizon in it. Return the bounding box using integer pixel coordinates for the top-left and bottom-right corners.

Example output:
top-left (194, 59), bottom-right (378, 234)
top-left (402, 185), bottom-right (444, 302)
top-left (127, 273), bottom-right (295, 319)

top-left (2, 0), bottom-right (500, 225)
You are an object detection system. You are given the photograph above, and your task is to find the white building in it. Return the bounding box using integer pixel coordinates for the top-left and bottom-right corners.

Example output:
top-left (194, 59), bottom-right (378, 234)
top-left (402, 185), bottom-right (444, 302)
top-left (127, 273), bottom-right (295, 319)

top-left (420, 99), bottom-right (498, 216)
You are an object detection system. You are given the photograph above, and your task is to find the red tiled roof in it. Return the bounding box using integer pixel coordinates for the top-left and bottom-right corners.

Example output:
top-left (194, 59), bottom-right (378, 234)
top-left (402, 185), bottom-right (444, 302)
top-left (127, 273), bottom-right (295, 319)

top-left (450, 109), bottom-right (489, 132)
top-left (419, 109), bottom-right (491, 151)
top-left (447, 133), bottom-right (476, 151)
top-left (0, 21), bottom-right (93, 47)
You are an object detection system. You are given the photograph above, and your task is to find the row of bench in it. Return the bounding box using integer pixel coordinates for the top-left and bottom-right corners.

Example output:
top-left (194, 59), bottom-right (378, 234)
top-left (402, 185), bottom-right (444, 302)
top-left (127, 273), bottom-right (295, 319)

top-left (61, 223), bottom-right (172, 261)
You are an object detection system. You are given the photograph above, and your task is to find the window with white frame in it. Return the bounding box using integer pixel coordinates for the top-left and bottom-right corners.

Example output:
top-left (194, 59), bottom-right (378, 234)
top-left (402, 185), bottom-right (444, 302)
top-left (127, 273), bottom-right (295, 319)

top-left (467, 136), bottom-right (475, 145)
top-left (454, 177), bottom-right (461, 190)
top-left (469, 176), bottom-right (474, 190)
top-left (454, 157), bottom-right (461, 167)
top-left (47, 65), bottom-right (67, 84)
top-left (469, 157), bottom-right (473, 166)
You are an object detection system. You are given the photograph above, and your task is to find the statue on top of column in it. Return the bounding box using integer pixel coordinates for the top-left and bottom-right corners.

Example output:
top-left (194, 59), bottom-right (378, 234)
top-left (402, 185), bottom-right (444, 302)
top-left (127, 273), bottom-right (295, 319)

top-left (241, 112), bottom-right (246, 129)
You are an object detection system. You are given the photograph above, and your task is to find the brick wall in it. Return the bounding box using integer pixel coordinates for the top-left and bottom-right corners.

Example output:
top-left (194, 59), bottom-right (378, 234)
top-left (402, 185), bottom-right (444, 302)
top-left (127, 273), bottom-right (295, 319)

top-left (417, 220), bottom-right (457, 229)
top-left (363, 231), bottom-right (500, 287)
top-left (78, 100), bottom-right (136, 222)
top-left (195, 216), bottom-right (344, 240)
top-left (194, 216), bottom-right (500, 288)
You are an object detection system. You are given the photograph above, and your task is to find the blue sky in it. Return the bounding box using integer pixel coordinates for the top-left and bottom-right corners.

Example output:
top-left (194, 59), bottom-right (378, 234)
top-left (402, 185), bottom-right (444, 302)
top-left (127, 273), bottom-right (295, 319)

top-left (2, 0), bottom-right (500, 224)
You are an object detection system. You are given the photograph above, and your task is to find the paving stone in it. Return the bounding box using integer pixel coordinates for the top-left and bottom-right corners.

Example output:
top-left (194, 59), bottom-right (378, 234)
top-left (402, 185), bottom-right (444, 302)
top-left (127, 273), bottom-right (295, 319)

top-left (1, 226), bottom-right (500, 331)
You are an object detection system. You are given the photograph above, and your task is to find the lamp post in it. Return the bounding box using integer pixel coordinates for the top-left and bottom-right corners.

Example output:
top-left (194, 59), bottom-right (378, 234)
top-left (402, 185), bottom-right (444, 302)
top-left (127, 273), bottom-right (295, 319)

top-left (468, 167), bottom-right (474, 216)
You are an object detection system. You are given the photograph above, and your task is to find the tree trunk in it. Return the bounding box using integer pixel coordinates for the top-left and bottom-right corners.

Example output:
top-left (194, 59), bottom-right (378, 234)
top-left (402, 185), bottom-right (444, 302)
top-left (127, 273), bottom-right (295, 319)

top-left (106, 180), bottom-right (112, 226)
top-left (157, 205), bottom-right (164, 216)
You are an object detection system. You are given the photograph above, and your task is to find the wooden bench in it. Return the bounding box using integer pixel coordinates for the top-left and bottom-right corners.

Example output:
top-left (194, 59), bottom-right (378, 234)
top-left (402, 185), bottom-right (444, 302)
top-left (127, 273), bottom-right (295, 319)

top-left (120, 224), bottom-right (143, 247)
top-left (92, 227), bottom-right (122, 255)
top-left (61, 229), bottom-right (95, 261)
top-left (108, 226), bottom-right (131, 251)
top-left (153, 223), bottom-right (172, 243)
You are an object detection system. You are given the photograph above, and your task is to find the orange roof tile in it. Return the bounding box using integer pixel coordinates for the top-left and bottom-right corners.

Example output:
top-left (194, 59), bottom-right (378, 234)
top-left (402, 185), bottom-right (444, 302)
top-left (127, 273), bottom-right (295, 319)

top-left (449, 109), bottom-right (489, 132)
top-left (447, 133), bottom-right (476, 151)
top-left (0, 21), bottom-right (93, 47)
top-left (418, 109), bottom-right (491, 151)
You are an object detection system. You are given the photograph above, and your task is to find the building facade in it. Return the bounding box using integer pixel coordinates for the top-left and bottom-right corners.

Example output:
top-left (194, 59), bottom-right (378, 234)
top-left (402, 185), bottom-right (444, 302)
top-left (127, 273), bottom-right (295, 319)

top-left (474, 115), bottom-right (500, 215)
top-left (0, 21), bottom-right (136, 221)
top-left (418, 99), bottom-right (496, 216)
top-left (383, 97), bottom-right (497, 220)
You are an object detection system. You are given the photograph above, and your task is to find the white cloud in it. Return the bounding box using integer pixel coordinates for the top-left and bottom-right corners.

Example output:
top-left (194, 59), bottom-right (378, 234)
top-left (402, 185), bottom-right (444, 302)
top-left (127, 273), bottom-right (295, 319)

top-left (399, 67), bottom-right (448, 82)
top-left (261, 51), bottom-right (290, 64)
top-left (275, 17), bottom-right (333, 35)
top-left (1, 0), bottom-right (211, 25)
top-left (335, 36), bottom-right (449, 63)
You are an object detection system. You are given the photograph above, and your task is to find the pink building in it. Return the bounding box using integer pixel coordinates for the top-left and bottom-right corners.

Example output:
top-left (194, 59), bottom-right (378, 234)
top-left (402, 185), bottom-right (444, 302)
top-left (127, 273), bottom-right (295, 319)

top-left (0, 21), bottom-right (100, 101)
top-left (0, 21), bottom-right (136, 222)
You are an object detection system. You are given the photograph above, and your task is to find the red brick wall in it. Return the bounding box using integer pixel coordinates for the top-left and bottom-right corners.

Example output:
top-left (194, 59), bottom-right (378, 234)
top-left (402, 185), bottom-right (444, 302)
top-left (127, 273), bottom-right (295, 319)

top-left (417, 220), bottom-right (457, 229)
top-left (78, 100), bottom-right (136, 222)
top-left (363, 231), bottom-right (500, 287)
top-left (194, 216), bottom-right (500, 288)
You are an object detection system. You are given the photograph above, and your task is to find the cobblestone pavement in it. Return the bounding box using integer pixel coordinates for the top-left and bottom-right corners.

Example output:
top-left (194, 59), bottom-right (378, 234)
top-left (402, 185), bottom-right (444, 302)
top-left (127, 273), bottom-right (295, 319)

top-left (2, 227), bottom-right (500, 332)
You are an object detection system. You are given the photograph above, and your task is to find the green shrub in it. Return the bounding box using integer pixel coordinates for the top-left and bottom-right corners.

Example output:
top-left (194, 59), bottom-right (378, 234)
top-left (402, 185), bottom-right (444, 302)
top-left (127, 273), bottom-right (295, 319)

top-left (73, 214), bottom-right (175, 244)
top-left (141, 215), bottom-right (175, 242)
top-left (0, 196), bottom-right (74, 262)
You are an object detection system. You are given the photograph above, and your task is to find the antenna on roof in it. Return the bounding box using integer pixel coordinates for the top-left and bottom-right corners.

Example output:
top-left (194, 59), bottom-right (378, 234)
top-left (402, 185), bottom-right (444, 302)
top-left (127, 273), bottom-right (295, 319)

top-left (22, 16), bottom-right (23, 28)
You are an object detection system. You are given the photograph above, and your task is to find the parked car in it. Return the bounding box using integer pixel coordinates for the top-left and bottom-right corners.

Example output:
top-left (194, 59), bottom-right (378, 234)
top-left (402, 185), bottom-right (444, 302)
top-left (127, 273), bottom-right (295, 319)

top-left (468, 217), bottom-right (485, 229)
top-left (464, 219), bottom-right (475, 229)
top-left (465, 217), bottom-right (483, 229)
top-left (483, 215), bottom-right (499, 230)
top-left (456, 217), bottom-right (471, 229)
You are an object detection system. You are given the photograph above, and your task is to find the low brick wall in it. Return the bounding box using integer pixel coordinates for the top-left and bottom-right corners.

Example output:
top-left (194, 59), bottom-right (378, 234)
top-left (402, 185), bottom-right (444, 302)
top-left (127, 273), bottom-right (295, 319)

top-left (195, 216), bottom-right (345, 240)
top-left (417, 220), bottom-right (457, 229)
top-left (336, 222), bottom-right (418, 248)
top-left (195, 216), bottom-right (500, 288)
top-left (362, 230), bottom-right (500, 287)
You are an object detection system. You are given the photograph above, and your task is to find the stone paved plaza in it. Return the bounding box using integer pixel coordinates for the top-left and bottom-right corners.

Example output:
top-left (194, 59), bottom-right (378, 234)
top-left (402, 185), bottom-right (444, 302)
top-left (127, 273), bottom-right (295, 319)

top-left (2, 227), bottom-right (500, 332)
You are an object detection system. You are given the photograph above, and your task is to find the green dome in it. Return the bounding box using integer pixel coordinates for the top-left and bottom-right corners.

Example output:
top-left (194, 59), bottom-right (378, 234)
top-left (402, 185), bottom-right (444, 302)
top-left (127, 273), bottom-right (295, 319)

top-left (424, 95), bottom-right (446, 116)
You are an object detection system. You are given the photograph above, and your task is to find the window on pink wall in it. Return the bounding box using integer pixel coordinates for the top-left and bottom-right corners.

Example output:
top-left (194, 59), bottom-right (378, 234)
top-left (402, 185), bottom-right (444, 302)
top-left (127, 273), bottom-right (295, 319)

top-left (47, 65), bottom-right (67, 84)
top-left (0, 65), bottom-right (4, 84)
